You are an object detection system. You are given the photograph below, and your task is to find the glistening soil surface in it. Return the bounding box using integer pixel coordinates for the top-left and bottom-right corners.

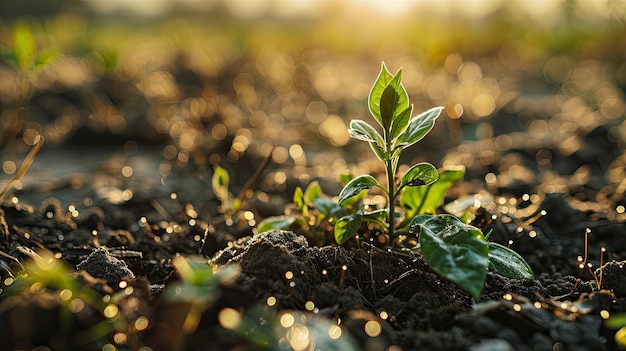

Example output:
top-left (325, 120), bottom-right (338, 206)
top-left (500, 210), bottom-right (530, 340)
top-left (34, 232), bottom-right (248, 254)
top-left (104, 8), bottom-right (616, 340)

top-left (1, 142), bottom-right (625, 350)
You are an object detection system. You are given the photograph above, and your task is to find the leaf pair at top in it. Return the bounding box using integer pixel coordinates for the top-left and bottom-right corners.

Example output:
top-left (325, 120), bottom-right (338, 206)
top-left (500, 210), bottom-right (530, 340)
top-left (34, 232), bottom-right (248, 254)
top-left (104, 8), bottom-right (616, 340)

top-left (349, 62), bottom-right (443, 160)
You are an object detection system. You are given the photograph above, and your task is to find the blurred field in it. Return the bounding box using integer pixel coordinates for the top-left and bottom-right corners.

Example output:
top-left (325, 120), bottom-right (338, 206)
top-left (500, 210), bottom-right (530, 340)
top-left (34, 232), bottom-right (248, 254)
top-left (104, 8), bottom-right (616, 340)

top-left (1, 0), bottom-right (626, 209)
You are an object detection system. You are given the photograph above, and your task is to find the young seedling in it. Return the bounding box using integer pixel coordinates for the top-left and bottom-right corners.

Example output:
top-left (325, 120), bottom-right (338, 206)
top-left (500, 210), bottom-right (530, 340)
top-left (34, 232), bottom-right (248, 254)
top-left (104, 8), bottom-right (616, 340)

top-left (335, 62), bottom-right (442, 244)
top-left (334, 63), bottom-right (534, 298)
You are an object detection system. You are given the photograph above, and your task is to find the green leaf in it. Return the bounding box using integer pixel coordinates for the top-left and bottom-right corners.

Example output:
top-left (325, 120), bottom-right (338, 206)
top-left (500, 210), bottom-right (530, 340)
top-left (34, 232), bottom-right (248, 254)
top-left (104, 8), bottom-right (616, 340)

top-left (304, 181), bottom-right (322, 207)
top-left (338, 175), bottom-right (368, 210)
top-left (606, 313), bottom-right (626, 329)
top-left (390, 105), bottom-right (413, 143)
top-left (397, 106), bottom-right (444, 148)
top-left (412, 214), bottom-right (489, 298)
top-left (212, 165), bottom-right (229, 202)
top-left (173, 256), bottom-right (215, 286)
top-left (400, 162), bottom-right (438, 188)
top-left (313, 197), bottom-right (349, 218)
top-left (13, 21), bottom-right (36, 72)
top-left (334, 213), bottom-right (363, 245)
top-left (362, 209), bottom-right (389, 229)
top-left (379, 71), bottom-right (409, 133)
top-left (348, 120), bottom-right (384, 147)
top-left (257, 215), bottom-right (299, 233)
top-left (293, 186), bottom-right (307, 216)
top-left (339, 174), bottom-right (353, 186)
top-left (338, 175), bottom-right (381, 205)
top-left (487, 242), bottom-right (534, 279)
top-left (368, 62), bottom-right (394, 128)
top-left (401, 167), bottom-right (465, 216)
top-left (379, 76), bottom-right (401, 131)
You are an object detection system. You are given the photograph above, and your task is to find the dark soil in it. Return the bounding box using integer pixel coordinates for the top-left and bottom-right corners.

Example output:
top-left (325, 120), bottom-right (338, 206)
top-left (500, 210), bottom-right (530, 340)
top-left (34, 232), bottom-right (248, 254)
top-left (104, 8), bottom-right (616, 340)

top-left (1, 166), bottom-right (625, 350)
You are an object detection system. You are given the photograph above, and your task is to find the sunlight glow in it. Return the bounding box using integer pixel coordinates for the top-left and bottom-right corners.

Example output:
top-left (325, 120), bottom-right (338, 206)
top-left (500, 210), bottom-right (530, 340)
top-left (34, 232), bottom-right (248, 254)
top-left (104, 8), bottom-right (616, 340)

top-left (79, 0), bottom-right (606, 20)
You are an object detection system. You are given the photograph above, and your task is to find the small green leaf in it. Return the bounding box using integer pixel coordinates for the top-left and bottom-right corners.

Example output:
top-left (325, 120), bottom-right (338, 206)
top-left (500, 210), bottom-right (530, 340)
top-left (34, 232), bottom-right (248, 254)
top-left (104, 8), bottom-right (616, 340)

top-left (400, 162), bottom-right (438, 188)
top-left (348, 120), bottom-right (384, 147)
top-left (338, 175), bottom-right (381, 205)
top-left (401, 167), bottom-right (465, 217)
top-left (304, 181), bottom-right (322, 207)
top-left (13, 21), bottom-right (36, 72)
top-left (339, 174), bottom-right (353, 186)
top-left (173, 256), bottom-right (215, 286)
top-left (362, 209), bottom-right (389, 230)
top-left (379, 71), bottom-right (410, 133)
top-left (338, 175), bottom-right (368, 210)
top-left (606, 313), bottom-right (626, 329)
top-left (380, 78), bottom-right (400, 131)
top-left (487, 242), bottom-right (534, 279)
top-left (334, 213), bottom-right (363, 245)
top-left (412, 214), bottom-right (489, 298)
top-left (313, 197), bottom-right (349, 218)
top-left (293, 186), bottom-right (307, 216)
top-left (257, 215), bottom-right (299, 233)
top-left (369, 62), bottom-right (394, 128)
top-left (390, 105), bottom-right (413, 143)
top-left (397, 106), bottom-right (444, 148)
top-left (212, 165), bottom-right (229, 202)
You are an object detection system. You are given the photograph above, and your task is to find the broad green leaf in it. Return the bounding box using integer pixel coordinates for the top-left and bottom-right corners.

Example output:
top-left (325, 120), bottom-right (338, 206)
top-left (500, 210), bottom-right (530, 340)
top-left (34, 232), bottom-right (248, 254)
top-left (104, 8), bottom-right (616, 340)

top-left (401, 167), bottom-right (465, 216)
top-left (400, 162), bottom-right (438, 188)
top-left (487, 242), bottom-right (534, 279)
top-left (293, 186), bottom-right (307, 216)
top-left (339, 174), bottom-right (353, 186)
top-left (412, 214), bottom-right (489, 298)
top-left (257, 215), bottom-right (301, 233)
top-left (338, 174), bottom-right (367, 209)
top-left (368, 62), bottom-right (394, 128)
top-left (348, 120), bottom-right (384, 147)
top-left (606, 313), bottom-right (626, 329)
top-left (409, 214), bottom-right (485, 241)
top-left (379, 72), bottom-right (405, 131)
top-left (304, 181), bottom-right (322, 207)
top-left (362, 209), bottom-right (389, 230)
top-left (390, 105), bottom-right (413, 143)
top-left (387, 71), bottom-right (410, 131)
top-left (362, 209), bottom-right (388, 222)
top-left (212, 165), bottom-right (229, 201)
top-left (334, 213), bottom-right (363, 245)
top-left (173, 256), bottom-right (215, 286)
top-left (397, 106), bottom-right (444, 148)
top-left (13, 21), bottom-right (36, 72)
top-left (338, 175), bottom-right (381, 205)
top-left (313, 197), bottom-right (349, 218)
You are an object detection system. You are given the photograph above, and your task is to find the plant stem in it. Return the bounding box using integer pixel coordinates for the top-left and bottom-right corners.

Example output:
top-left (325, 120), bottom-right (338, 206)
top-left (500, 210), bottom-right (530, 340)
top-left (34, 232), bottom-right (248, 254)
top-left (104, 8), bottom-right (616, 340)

top-left (386, 157), bottom-right (396, 239)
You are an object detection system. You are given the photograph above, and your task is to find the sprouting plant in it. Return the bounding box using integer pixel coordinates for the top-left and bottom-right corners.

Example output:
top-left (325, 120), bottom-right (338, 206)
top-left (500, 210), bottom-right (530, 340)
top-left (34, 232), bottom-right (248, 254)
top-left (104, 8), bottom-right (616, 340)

top-left (335, 62), bottom-right (442, 244)
top-left (257, 177), bottom-right (380, 245)
top-left (333, 62), bottom-right (533, 298)
top-left (1, 20), bottom-right (58, 117)
top-left (211, 147), bottom-right (274, 223)
top-left (259, 62), bottom-right (533, 298)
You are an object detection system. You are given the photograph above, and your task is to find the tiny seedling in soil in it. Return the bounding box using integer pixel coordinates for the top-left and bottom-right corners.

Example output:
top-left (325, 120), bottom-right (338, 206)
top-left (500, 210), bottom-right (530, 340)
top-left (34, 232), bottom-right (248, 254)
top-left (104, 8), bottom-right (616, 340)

top-left (334, 62), bottom-right (534, 297)
top-left (258, 62), bottom-right (533, 298)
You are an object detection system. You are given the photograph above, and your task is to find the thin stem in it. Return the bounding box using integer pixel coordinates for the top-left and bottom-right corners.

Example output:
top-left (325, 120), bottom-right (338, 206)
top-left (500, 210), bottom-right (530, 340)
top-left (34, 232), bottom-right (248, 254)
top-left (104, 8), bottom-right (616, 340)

top-left (386, 156), bottom-right (396, 239)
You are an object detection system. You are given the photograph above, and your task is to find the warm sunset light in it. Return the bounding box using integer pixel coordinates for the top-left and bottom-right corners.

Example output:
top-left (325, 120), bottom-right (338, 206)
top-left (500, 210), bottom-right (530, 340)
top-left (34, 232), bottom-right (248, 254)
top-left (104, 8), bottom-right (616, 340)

top-left (1, 0), bottom-right (625, 349)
